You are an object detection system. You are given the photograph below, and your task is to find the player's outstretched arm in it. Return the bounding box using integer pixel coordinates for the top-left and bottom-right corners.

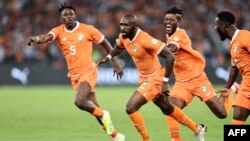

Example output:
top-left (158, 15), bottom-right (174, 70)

top-left (27, 34), bottom-right (53, 46)
top-left (219, 66), bottom-right (239, 103)
top-left (99, 39), bottom-right (124, 80)
top-left (98, 44), bottom-right (125, 65)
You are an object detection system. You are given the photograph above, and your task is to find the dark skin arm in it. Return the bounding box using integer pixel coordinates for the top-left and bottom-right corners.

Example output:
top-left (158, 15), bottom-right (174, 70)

top-left (100, 39), bottom-right (124, 80)
top-left (27, 34), bottom-right (53, 45)
top-left (166, 43), bottom-right (178, 53)
top-left (224, 66), bottom-right (239, 89)
top-left (159, 45), bottom-right (175, 95)
top-left (97, 43), bottom-right (125, 66)
top-left (219, 66), bottom-right (239, 103)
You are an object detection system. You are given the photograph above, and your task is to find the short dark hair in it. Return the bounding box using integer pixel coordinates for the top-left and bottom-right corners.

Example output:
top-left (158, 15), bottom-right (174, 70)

top-left (165, 6), bottom-right (183, 21)
top-left (217, 11), bottom-right (235, 24)
top-left (58, 2), bottom-right (75, 13)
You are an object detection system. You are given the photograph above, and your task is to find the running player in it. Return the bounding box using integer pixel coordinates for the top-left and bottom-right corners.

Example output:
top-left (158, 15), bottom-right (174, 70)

top-left (164, 6), bottom-right (237, 141)
top-left (215, 11), bottom-right (250, 125)
top-left (27, 3), bottom-right (125, 141)
top-left (98, 13), bottom-right (206, 141)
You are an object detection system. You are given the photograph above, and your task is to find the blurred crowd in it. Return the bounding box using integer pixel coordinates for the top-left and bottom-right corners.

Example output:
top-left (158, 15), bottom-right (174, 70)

top-left (0, 0), bottom-right (249, 69)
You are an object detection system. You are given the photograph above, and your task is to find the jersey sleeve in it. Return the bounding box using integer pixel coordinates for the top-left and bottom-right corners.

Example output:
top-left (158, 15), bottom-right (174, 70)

top-left (88, 25), bottom-right (105, 44)
top-left (168, 33), bottom-right (181, 50)
top-left (141, 33), bottom-right (166, 54)
top-left (168, 30), bottom-right (188, 50)
top-left (49, 27), bottom-right (60, 41)
top-left (240, 31), bottom-right (250, 53)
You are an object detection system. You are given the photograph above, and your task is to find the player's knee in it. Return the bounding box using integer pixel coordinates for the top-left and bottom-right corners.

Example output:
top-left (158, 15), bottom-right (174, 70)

top-left (161, 108), bottom-right (174, 115)
top-left (126, 104), bottom-right (138, 114)
top-left (160, 103), bottom-right (175, 115)
top-left (216, 111), bottom-right (227, 119)
top-left (74, 99), bottom-right (89, 110)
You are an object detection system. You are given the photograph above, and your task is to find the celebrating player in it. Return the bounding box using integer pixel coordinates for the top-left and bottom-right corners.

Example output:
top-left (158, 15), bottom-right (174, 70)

top-left (163, 6), bottom-right (238, 141)
top-left (215, 11), bottom-right (250, 124)
top-left (98, 13), bottom-right (206, 141)
top-left (27, 3), bottom-right (125, 141)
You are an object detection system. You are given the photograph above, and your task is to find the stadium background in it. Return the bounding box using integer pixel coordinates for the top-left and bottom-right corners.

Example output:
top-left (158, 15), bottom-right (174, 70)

top-left (0, 0), bottom-right (249, 85)
top-left (0, 1), bottom-right (249, 141)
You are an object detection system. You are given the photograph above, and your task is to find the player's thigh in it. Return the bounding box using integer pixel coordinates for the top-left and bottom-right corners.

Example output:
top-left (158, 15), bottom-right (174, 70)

top-left (76, 82), bottom-right (91, 101)
top-left (205, 96), bottom-right (227, 118)
top-left (126, 91), bottom-right (148, 113)
top-left (153, 94), bottom-right (175, 114)
top-left (88, 92), bottom-right (99, 106)
top-left (233, 105), bottom-right (250, 121)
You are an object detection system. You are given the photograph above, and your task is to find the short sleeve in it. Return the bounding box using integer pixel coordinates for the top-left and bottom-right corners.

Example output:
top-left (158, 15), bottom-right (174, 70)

top-left (88, 25), bottom-right (104, 44)
top-left (49, 27), bottom-right (59, 41)
top-left (167, 30), bottom-right (188, 50)
top-left (141, 33), bottom-right (166, 54)
top-left (240, 31), bottom-right (250, 53)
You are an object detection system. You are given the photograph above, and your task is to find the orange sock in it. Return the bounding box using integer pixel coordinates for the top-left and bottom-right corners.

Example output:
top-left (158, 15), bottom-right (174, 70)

top-left (111, 129), bottom-right (118, 138)
top-left (129, 111), bottom-right (150, 141)
top-left (167, 116), bottom-right (182, 141)
top-left (92, 106), bottom-right (103, 117)
top-left (232, 119), bottom-right (245, 125)
top-left (169, 106), bottom-right (199, 133)
top-left (224, 89), bottom-right (234, 116)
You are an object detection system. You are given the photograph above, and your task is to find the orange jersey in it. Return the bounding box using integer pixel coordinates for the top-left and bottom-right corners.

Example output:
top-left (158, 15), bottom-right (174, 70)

top-left (116, 29), bottom-right (166, 76)
top-left (49, 21), bottom-right (104, 76)
top-left (230, 29), bottom-right (250, 80)
top-left (166, 28), bottom-right (205, 82)
top-left (230, 29), bottom-right (250, 98)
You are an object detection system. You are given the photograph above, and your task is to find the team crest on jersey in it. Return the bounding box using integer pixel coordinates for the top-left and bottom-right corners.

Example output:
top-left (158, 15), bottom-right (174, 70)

top-left (173, 36), bottom-right (179, 41)
top-left (77, 33), bottom-right (84, 41)
top-left (62, 37), bottom-right (67, 41)
top-left (201, 85), bottom-right (207, 92)
top-left (233, 44), bottom-right (238, 53)
top-left (143, 81), bottom-right (150, 86)
top-left (133, 45), bottom-right (138, 52)
top-left (139, 81), bottom-right (150, 90)
top-left (152, 39), bottom-right (158, 44)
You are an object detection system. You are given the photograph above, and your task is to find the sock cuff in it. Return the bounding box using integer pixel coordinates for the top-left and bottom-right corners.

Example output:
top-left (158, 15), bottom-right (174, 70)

top-left (232, 119), bottom-right (245, 125)
top-left (92, 106), bottom-right (103, 117)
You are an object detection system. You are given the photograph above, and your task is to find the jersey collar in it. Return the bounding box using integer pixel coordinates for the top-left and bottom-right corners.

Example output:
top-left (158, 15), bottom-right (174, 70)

top-left (130, 28), bottom-right (141, 42)
top-left (64, 21), bottom-right (80, 33)
top-left (230, 29), bottom-right (239, 44)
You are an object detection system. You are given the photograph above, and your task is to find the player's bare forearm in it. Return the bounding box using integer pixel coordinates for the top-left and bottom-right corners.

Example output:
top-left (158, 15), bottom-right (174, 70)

top-left (109, 45), bottom-right (125, 58)
top-left (36, 35), bottom-right (50, 43)
top-left (100, 38), bottom-right (113, 53)
top-left (100, 40), bottom-right (124, 65)
top-left (164, 53), bottom-right (174, 78)
top-left (225, 66), bottom-right (239, 89)
top-left (97, 44), bottom-right (124, 66)
top-left (167, 43), bottom-right (178, 53)
top-left (159, 46), bottom-right (174, 78)
top-left (111, 56), bottom-right (120, 66)
top-left (28, 34), bottom-right (53, 46)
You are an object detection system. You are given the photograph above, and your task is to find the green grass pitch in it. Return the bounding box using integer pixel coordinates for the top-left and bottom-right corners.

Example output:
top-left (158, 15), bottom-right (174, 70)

top-left (0, 85), bottom-right (249, 141)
